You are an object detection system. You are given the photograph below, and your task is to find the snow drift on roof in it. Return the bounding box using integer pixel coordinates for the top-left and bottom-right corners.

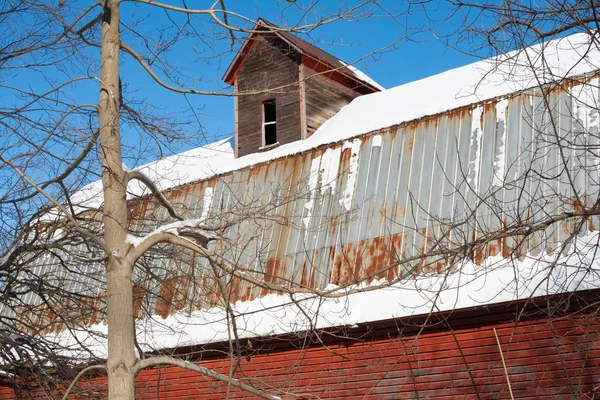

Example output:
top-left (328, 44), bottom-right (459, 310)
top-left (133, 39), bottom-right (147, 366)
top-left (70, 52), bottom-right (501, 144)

top-left (339, 60), bottom-right (384, 90)
top-left (73, 31), bottom-right (600, 208)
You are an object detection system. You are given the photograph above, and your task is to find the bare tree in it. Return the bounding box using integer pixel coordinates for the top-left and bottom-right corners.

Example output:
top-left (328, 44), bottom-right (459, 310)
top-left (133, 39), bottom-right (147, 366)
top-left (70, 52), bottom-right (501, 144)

top-left (0, 1), bottom-right (393, 399)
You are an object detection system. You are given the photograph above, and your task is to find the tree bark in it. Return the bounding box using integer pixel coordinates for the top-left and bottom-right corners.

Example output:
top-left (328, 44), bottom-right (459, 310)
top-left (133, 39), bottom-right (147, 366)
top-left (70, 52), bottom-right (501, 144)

top-left (98, 0), bottom-right (135, 399)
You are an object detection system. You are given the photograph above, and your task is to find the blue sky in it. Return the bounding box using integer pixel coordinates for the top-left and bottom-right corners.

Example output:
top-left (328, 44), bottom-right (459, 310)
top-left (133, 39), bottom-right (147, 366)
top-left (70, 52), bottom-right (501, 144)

top-left (0, 1), bottom-right (486, 199)
top-left (115, 1), bottom-right (481, 163)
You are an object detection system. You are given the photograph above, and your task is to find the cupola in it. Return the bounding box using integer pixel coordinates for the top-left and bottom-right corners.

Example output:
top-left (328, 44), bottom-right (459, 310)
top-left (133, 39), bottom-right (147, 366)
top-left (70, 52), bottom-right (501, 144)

top-left (223, 19), bottom-right (382, 158)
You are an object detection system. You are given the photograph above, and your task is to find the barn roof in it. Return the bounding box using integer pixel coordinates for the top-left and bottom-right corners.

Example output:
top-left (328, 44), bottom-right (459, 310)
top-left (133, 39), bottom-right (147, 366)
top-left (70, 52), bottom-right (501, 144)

top-left (222, 18), bottom-right (383, 91)
top-left (76, 31), bottom-right (600, 209)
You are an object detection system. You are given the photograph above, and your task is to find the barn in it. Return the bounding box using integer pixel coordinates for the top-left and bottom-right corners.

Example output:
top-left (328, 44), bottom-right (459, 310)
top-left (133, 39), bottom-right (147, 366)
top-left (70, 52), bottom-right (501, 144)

top-left (1, 21), bottom-right (600, 399)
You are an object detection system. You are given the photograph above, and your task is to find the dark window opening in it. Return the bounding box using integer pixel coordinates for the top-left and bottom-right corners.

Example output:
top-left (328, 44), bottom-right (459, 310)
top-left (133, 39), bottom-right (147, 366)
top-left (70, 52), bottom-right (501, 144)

top-left (263, 100), bottom-right (277, 146)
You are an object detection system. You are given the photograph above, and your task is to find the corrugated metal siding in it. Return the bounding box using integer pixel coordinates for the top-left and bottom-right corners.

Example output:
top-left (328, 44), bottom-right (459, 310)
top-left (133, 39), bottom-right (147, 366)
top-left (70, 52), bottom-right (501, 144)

top-left (5, 76), bottom-right (600, 323)
top-left (124, 77), bottom-right (597, 318)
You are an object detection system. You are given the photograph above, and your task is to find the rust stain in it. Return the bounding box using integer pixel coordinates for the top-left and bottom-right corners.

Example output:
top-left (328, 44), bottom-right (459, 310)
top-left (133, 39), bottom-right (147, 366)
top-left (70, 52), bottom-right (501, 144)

top-left (473, 244), bottom-right (485, 265)
top-left (424, 118), bottom-right (432, 130)
top-left (435, 261), bottom-right (445, 273)
top-left (155, 277), bottom-right (179, 319)
top-left (366, 236), bottom-right (393, 281)
top-left (90, 292), bottom-right (105, 326)
top-left (380, 200), bottom-right (389, 217)
top-left (387, 233), bottom-right (404, 281)
top-left (340, 142), bottom-right (353, 173)
top-left (562, 221), bottom-right (571, 234)
top-left (353, 241), bottom-right (365, 284)
top-left (264, 257), bottom-right (278, 282)
top-left (248, 164), bottom-right (262, 180)
top-left (330, 215), bottom-right (339, 236)
top-left (547, 230), bottom-right (559, 254)
top-left (202, 274), bottom-right (222, 308)
top-left (329, 247), bottom-right (339, 285)
top-left (339, 242), bottom-right (356, 286)
top-left (128, 200), bottom-right (149, 222)
top-left (299, 259), bottom-right (309, 287)
top-left (260, 257), bottom-right (281, 297)
top-left (483, 101), bottom-right (496, 115)
top-left (433, 115), bottom-right (441, 129)
top-left (174, 275), bottom-right (190, 310)
top-left (228, 275), bottom-right (241, 303)
top-left (308, 249), bottom-right (320, 289)
top-left (502, 217), bottom-right (510, 258)
top-left (488, 241), bottom-right (499, 258)
top-left (167, 188), bottom-right (184, 202)
top-left (420, 227), bottom-right (429, 256)
top-left (242, 283), bottom-right (253, 303)
top-left (132, 284), bottom-right (146, 319)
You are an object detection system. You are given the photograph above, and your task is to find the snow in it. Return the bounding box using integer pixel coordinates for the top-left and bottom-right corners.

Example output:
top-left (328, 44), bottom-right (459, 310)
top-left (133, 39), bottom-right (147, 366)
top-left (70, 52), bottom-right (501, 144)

top-left (303, 147), bottom-right (341, 231)
top-left (320, 33), bottom-right (600, 143)
top-left (200, 187), bottom-right (214, 221)
top-left (339, 139), bottom-right (361, 211)
top-left (492, 99), bottom-right (508, 187)
top-left (48, 230), bottom-right (600, 358)
top-left (69, 32), bottom-right (600, 211)
top-left (468, 106), bottom-right (483, 190)
top-left (319, 147), bottom-right (341, 196)
top-left (70, 138), bottom-right (233, 210)
top-left (371, 134), bottom-right (382, 148)
top-left (303, 157), bottom-right (321, 230)
top-left (339, 60), bottom-right (385, 90)
top-left (126, 218), bottom-right (213, 248)
top-left (571, 80), bottom-right (600, 178)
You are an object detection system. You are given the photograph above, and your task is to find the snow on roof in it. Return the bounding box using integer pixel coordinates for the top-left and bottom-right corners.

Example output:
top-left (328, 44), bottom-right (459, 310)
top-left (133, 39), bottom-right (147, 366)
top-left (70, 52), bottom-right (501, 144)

top-left (339, 60), bottom-right (384, 90)
top-left (72, 31), bottom-right (600, 210)
top-left (322, 32), bottom-right (600, 141)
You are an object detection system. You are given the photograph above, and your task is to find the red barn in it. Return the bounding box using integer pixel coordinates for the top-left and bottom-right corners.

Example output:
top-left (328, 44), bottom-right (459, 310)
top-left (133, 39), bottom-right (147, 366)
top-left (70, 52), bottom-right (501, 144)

top-left (1, 22), bottom-right (600, 400)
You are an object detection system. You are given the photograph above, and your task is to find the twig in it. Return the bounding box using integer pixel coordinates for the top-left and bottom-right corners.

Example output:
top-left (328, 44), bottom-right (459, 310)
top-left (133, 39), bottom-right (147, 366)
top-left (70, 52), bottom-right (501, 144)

top-left (493, 328), bottom-right (514, 400)
top-left (135, 355), bottom-right (281, 399)
top-left (61, 364), bottom-right (107, 400)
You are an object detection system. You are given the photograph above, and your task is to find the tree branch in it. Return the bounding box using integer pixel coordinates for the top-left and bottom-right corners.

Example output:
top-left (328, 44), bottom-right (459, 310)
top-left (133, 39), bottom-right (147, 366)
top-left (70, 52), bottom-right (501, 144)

top-left (125, 170), bottom-right (184, 221)
top-left (61, 364), bottom-right (107, 400)
top-left (134, 355), bottom-right (282, 400)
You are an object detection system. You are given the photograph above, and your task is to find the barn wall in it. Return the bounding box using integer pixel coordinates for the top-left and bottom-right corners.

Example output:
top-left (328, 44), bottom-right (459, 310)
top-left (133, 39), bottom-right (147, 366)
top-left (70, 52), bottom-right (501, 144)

top-left (137, 79), bottom-right (599, 317)
top-left (303, 70), bottom-right (361, 136)
top-left (5, 78), bottom-right (599, 325)
top-left (3, 298), bottom-right (599, 399)
top-left (236, 35), bottom-right (302, 157)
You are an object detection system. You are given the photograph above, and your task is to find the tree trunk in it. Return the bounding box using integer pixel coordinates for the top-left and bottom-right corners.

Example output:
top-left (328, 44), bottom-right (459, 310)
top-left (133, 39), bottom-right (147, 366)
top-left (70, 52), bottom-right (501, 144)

top-left (99, 0), bottom-right (136, 399)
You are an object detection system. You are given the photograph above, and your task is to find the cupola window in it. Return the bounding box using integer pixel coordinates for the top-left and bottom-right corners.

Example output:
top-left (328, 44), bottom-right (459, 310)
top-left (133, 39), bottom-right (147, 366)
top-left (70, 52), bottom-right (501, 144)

top-left (263, 99), bottom-right (277, 146)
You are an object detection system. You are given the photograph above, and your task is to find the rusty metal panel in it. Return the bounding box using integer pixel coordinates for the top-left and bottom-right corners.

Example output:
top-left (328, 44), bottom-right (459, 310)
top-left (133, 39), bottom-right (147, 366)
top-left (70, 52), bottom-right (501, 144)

top-left (156, 86), bottom-right (594, 314)
top-left (358, 134), bottom-right (383, 241)
top-left (8, 78), bottom-right (600, 324)
top-left (390, 126), bottom-right (414, 266)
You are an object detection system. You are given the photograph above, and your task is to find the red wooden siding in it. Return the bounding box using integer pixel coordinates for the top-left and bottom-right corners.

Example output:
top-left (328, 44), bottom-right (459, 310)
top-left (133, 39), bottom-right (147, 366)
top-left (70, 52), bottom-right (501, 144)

top-left (3, 297), bottom-right (599, 399)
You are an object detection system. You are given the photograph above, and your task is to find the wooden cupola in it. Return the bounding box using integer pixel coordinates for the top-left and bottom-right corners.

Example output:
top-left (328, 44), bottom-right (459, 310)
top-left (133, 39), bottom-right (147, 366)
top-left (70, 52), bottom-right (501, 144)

top-left (223, 19), bottom-right (382, 158)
